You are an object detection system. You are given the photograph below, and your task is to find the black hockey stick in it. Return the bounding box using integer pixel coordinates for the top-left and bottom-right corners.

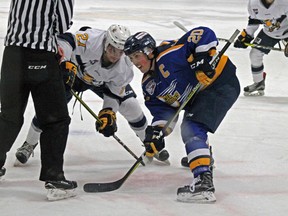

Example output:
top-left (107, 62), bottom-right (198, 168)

top-left (70, 89), bottom-right (145, 166)
top-left (84, 155), bottom-right (143, 192)
top-left (173, 21), bottom-right (283, 52)
top-left (83, 28), bottom-right (239, 193)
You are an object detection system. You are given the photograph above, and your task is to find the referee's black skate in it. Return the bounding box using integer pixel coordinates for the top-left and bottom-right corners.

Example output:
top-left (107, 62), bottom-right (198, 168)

top-left (177, 171), bottom-right (216, 203)
top-left (45, 179), bottom-right (77, 201)
top-left (243, 72), bottom-right (266, 96)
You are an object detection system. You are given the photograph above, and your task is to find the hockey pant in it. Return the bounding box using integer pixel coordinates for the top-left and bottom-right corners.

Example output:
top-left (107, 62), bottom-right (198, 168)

top-left (180, 73), bottom-right (240, 178)
top-left (0, 46), bottom-right (70, 181)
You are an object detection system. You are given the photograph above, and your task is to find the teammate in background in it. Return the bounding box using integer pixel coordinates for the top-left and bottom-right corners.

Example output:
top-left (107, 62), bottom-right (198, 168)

top-left (0, 0), bottom-right (77, 200)
top-left (124, 28), bottom-right (240, 203)
top-left (14, 24), bottom-right (167, 165)
top-left (234, 0), bottom-right (288, 96)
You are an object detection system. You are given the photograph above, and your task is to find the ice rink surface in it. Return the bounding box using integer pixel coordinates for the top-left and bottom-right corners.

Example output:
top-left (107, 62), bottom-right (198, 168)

top-left (0, 0), bottom-right (288, 215)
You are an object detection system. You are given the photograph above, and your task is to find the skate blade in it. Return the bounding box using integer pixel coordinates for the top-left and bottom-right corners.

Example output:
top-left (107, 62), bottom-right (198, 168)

top-left (177, 191), bottom-right (216, 203)
top-left (154, 159), bottom-right (170, 166)
top-left (47, 188), bottom-right (77, 201)
top-left (142, 155), bottom-right (170, 166)
top-left (244, 90), bottom-right (264, 96)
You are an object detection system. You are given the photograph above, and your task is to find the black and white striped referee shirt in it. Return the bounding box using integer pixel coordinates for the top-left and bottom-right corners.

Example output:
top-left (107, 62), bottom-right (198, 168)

top-left (4, 0), bottom-right (74, 52)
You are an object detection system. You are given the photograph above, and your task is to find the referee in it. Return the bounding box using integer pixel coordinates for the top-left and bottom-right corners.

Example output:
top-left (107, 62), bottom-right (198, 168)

top-left (0, 0), bottom-right (77, 200)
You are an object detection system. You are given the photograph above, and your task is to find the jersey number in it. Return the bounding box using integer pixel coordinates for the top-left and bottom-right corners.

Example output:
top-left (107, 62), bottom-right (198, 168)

top-left (187, 29), bottom-right (204, 44)
top-left (76, 33), bottom-right (89, 47)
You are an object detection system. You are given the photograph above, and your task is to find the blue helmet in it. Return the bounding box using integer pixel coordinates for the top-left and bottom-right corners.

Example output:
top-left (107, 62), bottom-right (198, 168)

top-left (124, 31), bottom-right (156, 56)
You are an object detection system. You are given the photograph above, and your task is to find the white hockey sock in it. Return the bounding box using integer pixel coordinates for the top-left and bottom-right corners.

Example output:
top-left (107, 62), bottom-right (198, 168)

top-left (26, 122), bottom-right (42, 145)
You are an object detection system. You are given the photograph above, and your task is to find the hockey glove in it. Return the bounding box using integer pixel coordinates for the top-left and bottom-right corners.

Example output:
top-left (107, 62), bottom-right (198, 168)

top-left (60, 61), bottom-right (77, 88)
top-left (195, 70), bottom-right (214, 86)
top-left (191, 53), bottom-right (215, 85)
top-left (144, 126), bottom-right (165, 158)
top-left (96, 108), bottom-right (117, 137)
top-left (234, 29), bottom-right (253, 49)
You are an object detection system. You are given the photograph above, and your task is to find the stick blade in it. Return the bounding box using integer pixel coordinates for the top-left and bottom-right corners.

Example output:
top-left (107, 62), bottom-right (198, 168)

top-left (83, 180), bottom-right (122, 193)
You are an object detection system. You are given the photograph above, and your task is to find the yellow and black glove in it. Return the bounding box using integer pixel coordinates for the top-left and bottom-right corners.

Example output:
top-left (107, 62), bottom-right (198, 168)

top-left (60, 61), bottom-right (77, 88)
top-left (96, 108), bottom-right (117, 137)
top-left (144, 126), bottom-right (165, 158)
top-left (234, 29), bottom-right (253, 49)
top-left (191, 53), bottom-right (215, 86)
top-left (195, 70), bottom-right (214, 86)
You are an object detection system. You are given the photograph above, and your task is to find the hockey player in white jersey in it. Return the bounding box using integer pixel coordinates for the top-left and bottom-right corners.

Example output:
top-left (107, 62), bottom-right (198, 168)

top-left (14, 24), bottom-right (152, 165)
top-left (234, 0), bottom-right (288, 96)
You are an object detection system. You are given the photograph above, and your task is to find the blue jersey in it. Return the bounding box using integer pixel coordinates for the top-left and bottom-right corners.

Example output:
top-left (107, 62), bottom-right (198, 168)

top-left (142, 26), bottom-right (233, 126)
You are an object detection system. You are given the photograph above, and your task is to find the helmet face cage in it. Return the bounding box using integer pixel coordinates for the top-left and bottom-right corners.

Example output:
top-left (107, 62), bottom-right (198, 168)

top-left (124, 31), bottom-right (156, 56)
top-left (105, 24), bottom-right (131, 50)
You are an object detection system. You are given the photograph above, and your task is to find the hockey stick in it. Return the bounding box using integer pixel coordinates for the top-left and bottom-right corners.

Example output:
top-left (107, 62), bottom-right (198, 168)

top-left (173, 21), bottom-right (283, 52)
top-left (70, 89), bottom-right (145, 166)
top-left (83, 28), bottom-right (239, 193)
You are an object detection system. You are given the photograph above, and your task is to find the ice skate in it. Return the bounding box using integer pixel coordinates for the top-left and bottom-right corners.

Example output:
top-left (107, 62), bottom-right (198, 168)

top-left (143, 149), bottom-right (170, 165)
top-left (177, 171), bottom-right (216, 203)
top-left (14, 142), bottom-right (38, 166)
top-left (243, 72), bottom-right (266, 96)
top-left (0, 167), bottom-right (6, 181)
top-left (45, 179), bottom-right (77, 201)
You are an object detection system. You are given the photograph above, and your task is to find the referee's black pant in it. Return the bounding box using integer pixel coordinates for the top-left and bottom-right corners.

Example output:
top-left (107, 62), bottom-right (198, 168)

top-left (0, 46), bottom-right (70, 181)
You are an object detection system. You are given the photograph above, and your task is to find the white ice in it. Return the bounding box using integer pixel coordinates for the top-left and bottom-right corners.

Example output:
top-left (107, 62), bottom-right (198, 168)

top-left (0, 0), bottom-right (288, 215)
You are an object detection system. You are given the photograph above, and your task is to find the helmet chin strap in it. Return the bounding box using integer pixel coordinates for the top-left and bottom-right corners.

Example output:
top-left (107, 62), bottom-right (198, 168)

top-left (147, 51), bottom-right (155, 71)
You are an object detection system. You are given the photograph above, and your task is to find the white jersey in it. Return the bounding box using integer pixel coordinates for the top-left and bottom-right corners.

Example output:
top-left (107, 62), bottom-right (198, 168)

top-left (58, 28), bottom-right (134, 99)
top-left (246, 0), bottom-right (288, 39)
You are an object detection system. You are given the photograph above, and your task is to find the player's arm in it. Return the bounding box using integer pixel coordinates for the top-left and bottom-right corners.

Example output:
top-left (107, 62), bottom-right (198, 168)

top-left (234, 3), bottom-right (259, 49)
top-left (183, 27), bottom-right (218, 86)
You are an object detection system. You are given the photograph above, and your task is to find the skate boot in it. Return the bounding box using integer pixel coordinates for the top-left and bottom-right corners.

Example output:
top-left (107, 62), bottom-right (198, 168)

top-left (243, 72), bottom-right (266, 96)
top-left (0, 167), bottom-right (6, 181)
top-left (177, 171), bottom-right (216, 203)
top-left (45, 179), bottom-right (78, 201)
top-left (15, 142), bottom-right (38, 165)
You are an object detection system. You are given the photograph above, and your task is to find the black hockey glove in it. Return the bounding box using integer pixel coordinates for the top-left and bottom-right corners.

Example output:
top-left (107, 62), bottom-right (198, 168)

top-left (234, 29), bottom-right (253, 49)
top-left (191, 52), bottom-right (215, 86)
top-left (96, 108), bottom-right (117, 137)
top-left (144, 126), bottom-right (165, 158)
top-left (60, 61), bottom-right (77, 89)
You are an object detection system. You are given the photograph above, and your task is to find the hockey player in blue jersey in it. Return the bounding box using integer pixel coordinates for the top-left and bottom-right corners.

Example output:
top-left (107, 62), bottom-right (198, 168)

top-left (124, 27), bottom-right (240, 203)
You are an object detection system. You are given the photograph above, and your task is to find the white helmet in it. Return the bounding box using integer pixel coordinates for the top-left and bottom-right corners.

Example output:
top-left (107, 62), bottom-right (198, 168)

top-left (104, 24), bottom-right (131, 51)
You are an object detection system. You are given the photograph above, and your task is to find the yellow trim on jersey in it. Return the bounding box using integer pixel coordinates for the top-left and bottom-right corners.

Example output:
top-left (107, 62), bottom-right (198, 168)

top-left (156, 44), bottom-right (184, 62)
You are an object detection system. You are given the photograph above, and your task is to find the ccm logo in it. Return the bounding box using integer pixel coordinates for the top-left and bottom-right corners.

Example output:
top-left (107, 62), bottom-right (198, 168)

top-left (28, 65), bottom-right (47, 69)
top-left (190, 59), bottom-right (204, 69)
